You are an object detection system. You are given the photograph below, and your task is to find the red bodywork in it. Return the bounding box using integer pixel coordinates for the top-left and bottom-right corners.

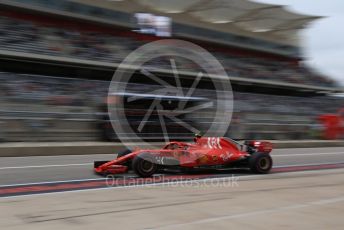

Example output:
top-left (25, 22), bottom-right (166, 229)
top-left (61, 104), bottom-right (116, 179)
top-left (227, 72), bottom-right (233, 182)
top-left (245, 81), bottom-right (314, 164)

top-left (94, 137), bottom-right (272, 175)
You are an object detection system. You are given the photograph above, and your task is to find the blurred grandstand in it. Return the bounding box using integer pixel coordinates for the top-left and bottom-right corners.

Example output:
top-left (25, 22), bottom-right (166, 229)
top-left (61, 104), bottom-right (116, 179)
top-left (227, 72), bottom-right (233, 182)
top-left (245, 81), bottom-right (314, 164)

top-left (0, 0), bottom-right (343, 142)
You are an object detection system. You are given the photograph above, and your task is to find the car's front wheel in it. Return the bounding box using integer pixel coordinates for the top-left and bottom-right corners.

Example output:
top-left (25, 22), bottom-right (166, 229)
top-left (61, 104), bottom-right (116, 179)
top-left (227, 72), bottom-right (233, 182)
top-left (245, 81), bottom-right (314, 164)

top-left (132, 153), bottom-right (158, 177)
top-left (249, 152), bottom-right (273, 174)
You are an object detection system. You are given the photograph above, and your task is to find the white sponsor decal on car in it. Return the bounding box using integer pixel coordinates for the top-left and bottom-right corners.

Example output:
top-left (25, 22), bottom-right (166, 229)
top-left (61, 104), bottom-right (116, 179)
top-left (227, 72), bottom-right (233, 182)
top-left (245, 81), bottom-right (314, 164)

top-left (207, 137), bottom-right (222, 149)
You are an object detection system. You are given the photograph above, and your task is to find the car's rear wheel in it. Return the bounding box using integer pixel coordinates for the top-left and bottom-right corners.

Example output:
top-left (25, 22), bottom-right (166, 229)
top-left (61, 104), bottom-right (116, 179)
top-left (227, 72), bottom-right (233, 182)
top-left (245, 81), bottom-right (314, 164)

top-left (249, 152), bottom-right (273, 174)
top-left (132, 153), bottom-right (157, 177)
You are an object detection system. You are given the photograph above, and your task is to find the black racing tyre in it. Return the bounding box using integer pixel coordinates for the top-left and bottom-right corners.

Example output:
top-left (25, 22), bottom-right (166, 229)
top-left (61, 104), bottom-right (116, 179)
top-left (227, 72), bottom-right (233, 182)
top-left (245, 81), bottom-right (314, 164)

top-left (249, 152), bottom-right (273, 174)
top-left (117, 148), bottom-right (132, 170)
top-left (132, 153), bottom-right (158, 177)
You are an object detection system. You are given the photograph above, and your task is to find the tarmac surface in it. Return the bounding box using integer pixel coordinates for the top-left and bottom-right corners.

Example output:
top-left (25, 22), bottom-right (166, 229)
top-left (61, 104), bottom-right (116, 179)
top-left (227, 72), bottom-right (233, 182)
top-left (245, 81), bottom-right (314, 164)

top-left (0, 147), bottom-right (344, 229)
top-left (0, 147), bottom-right (344, 186)
top-left (0, 168), bottom-right (343, 229)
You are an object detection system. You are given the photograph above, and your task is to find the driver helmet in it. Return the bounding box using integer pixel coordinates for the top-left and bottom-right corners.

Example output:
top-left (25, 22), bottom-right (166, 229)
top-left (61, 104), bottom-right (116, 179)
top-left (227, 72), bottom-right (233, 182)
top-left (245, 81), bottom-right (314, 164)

top-left (194, 132), bottom-right (203, 142)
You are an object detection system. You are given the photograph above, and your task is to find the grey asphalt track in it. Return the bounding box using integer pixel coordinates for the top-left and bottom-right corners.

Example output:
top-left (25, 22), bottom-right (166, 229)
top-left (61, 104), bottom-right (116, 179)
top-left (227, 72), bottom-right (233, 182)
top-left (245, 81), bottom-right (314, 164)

top-left (0, 147), bottom-right (344, 186)
top-left (1, 168), bottom-right (344, 230)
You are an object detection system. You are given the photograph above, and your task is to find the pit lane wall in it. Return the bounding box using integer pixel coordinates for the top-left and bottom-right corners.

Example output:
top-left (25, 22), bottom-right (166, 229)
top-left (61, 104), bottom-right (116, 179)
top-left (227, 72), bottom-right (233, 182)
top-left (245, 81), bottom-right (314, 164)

top-left (1, 140), bottom-right (344, 157)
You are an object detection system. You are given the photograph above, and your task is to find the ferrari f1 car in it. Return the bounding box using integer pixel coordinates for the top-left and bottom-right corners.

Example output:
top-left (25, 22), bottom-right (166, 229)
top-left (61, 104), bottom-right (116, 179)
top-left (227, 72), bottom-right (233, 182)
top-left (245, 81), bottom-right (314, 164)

top-left (94, 137), bottom-right (273, 177)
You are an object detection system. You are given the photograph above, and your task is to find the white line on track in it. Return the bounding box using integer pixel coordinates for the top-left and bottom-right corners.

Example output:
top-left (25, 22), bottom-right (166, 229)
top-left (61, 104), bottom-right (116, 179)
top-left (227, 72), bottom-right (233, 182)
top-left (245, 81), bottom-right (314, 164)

top-left (1, 167), bottom-right (343, 199)
top-left (0, 163), bottom-right (92, 170)
top-left (1, 161), bottom-right (344, 188)
top-left (0, 152), bottom-right (342, 170)
top-left (273, 152), bottom-right (344, 157)
top-left (273, 161), bottom-right (344, 168)
top-left (0, 178), bottom-right (106, 188)
top-left (0, 174), bottom-right (274, 199)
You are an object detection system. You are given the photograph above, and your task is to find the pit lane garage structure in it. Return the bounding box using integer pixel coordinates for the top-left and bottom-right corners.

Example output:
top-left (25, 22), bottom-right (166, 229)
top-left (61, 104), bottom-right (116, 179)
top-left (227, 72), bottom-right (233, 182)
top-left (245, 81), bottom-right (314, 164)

top-left (0, 0), bottom-right (343, 141)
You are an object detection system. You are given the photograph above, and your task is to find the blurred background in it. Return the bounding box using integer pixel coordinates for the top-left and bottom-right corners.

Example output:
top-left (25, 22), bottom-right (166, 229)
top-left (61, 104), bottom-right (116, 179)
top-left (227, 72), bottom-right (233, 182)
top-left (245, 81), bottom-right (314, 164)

top-left (0, 0), bottom-right (343, 142)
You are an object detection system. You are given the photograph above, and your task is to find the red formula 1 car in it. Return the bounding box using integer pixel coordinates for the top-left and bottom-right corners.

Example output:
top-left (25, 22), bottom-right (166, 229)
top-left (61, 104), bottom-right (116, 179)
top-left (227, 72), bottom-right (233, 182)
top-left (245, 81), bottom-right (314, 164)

top-left (94, 137), bottom-right (273, 177)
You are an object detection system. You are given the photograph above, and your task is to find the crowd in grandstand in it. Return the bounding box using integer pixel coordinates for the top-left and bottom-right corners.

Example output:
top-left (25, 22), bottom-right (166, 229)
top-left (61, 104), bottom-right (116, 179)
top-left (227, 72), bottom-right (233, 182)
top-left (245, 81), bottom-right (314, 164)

top-left (0, 72), bottom-right (106, 107)
top-left (0, 8), bottom-right (342, 141)
top-left (0, 15), bottom-right (336, 87)
top-left (0, 72), bottom-right (342, 116)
